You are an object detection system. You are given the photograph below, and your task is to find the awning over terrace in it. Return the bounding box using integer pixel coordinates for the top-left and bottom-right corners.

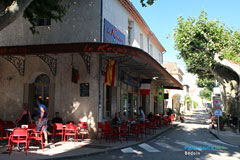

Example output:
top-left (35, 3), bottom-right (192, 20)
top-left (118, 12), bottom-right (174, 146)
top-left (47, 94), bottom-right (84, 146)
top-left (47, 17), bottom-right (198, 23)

top-left (0, 42), bottom-right (183, 90)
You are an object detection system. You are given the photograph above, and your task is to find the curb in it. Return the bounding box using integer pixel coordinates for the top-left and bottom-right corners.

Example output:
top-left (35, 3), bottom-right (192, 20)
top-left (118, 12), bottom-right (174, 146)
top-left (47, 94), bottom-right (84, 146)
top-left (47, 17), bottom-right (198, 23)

top-left (44, 124), bottom-right (178, 160)
top-left (208, 127), bottom-right (240, 148)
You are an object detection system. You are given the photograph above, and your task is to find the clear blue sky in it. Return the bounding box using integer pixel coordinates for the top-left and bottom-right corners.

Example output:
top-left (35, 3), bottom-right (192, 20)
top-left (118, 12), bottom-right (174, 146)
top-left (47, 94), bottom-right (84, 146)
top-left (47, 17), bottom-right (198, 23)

top-left (131, 0), bottom-right (240, 73)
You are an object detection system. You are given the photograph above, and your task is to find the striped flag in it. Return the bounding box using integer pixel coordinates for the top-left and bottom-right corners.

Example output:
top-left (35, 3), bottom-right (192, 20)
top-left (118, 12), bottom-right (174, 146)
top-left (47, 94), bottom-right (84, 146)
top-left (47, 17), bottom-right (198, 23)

top-left (140, 79), bottom-right (152, 95)
top-left (104, 59), bottom-right (116, 86)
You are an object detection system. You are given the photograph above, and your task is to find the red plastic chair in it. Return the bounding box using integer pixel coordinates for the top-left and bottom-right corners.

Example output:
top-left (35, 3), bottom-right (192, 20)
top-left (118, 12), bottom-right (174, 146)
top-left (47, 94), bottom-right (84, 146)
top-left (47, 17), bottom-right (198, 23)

top-left (128, 123), bottom-right (140, 141)
top-left (51, 123), bottom-right (64, 142)
top-left (96, 122), bottom-right (103, 140)
top-left (99, 123), bottom-right (114, 144)
top-left (6, 121), bottom-right (15, 128)
top-left (0, 119), bottom-right (5, 140)
top-left (146, 120), bottom-right (156, 135)
top-left (131, 118), bottom-right (136, 121)
top-left (104, 121), bottom-right (111, 125)
top-left (118, 123), bottom-right (129, 143)
top-left (164, 116), bottom-right (169, 127)
top-left (156, 116), bottom-right (162, 128)
top-left (66, 121), bottom-right (75, 124)
top-left (64, 123), bottom-right (77, 142)
top-left (28, 123), bottom-right (37, 129)
top-left (77, 122), bottom-right (88, 140)
top-left (0, 125), bottom-right (4, 140)
top-left (170, 114), bottom-right (174, 124)
top-left (28, 126), bottom-right (45, 151)
top-left (139, 122), bottom-right (147, 138)
top-left (5, 121), bottom-right (15, 139)
top-left (8, 128), bottom-right (29, 155)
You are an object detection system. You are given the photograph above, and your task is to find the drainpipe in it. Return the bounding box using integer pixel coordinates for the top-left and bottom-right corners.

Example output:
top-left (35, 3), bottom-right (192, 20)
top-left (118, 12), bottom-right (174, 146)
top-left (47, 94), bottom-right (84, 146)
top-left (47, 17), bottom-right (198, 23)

top-left (147, 37), bottom-right (150, 54)
top-left (98, 0), bottom-right (104, 122)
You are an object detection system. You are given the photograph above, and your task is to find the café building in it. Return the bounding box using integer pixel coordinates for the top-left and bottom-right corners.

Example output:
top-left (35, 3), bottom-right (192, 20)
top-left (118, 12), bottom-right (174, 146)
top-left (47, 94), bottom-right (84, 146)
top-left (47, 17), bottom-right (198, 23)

top-left (0, 0), bottom-right (182, 137)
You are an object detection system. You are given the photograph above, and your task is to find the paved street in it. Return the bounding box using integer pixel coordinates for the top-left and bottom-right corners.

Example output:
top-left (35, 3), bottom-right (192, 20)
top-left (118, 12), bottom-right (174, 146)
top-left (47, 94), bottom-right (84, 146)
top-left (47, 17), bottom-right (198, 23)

top-left (69, 108), bottom-right (240, 160)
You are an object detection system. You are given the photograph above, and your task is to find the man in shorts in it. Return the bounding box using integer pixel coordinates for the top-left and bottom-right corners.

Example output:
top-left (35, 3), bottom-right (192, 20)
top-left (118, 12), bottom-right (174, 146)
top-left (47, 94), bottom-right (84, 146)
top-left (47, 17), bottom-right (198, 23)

top-left (36, 98), bottom-right (48, 146)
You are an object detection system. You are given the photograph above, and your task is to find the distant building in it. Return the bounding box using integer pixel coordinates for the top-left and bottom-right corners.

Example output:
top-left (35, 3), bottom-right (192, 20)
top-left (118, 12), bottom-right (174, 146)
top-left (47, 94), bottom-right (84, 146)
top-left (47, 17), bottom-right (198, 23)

top-left (163, 62), bottom-right (185, 112)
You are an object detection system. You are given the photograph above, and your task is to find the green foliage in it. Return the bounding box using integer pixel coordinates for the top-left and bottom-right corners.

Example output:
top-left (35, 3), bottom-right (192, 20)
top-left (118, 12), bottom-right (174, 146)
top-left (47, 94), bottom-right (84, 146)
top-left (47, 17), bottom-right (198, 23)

top-left (200, 89), bottom-right (212, 101)
top-left (184, 95), bottom-right (192, 106)
top-left (140, 0), bottom-right (155, 7)
top-left (173, 11), bottom-right (240, 79)
top-left (197, 78), bottom-right (215, 91)
top-left (222, 30), bottom-right (240, 63)
top-left (213, 113), bottom-right (228, 124)
top-left (23, 0), bottom-right (68, 34)
top-left (193, 101), bottom-right (198, 108)
top-left (3, 0), bottom-right (156, 34)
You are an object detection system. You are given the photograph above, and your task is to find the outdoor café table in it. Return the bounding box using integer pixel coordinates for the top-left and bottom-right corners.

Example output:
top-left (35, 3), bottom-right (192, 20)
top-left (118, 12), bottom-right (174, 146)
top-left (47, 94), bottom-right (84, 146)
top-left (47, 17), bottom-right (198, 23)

top-left (5, 128), bottom-right (32, 150)
top-left (5, 128), bottom-right (33, 132)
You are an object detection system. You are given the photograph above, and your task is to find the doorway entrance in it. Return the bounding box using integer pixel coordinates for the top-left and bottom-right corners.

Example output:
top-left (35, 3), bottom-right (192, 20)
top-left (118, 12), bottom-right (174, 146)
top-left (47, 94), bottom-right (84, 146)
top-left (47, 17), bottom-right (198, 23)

top-left (34, 74), bottom-right (50, 108)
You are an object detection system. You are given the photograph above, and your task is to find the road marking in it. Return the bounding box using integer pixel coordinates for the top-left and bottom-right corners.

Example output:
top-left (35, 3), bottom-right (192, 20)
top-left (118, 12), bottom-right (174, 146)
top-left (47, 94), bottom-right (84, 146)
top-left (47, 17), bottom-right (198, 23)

top-left (194, 141), bottom-right (217, 147)
top-left (121, 147), bottom-right (143, 154)
top-left (121, 147), bottom-right (134, 153)
top-left (155, 142), bottom-right (182, 151)
top-left (210, 139), bottom-right (238, 147)
top-left (138, 143), bottom-right (160, 152)
top-left (175, 141), bottom-right (202, 151)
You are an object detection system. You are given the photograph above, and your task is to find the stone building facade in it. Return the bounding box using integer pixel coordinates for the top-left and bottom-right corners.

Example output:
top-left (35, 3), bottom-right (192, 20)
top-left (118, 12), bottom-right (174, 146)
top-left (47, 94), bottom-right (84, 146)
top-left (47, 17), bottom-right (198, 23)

top-left (0, 0), bottom-right (182, 137)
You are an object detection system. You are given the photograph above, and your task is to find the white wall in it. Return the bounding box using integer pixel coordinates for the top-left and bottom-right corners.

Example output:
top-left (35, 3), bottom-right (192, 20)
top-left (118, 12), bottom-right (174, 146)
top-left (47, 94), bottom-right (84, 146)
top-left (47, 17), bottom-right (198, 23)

top-left (103, 0), bottom-right (163, 64)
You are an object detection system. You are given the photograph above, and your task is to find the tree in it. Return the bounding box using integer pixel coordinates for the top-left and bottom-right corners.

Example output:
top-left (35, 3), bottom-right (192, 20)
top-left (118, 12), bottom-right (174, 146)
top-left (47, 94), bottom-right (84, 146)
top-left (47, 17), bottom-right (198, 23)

top-left (0, 0), bottom-right (155, 33)
top-left (197, 78), bottom-right (215, 91)
top-left (140, 0), bottom-right (155, 7)
top-left (200, 89), bottom-right (212, 101)
top-left (23, 0), bottom-right (68, 34)
top-left (0, 0), bottom-right (67, 33)
top-left (0, 0), bottom-right (33, 31)
top-left (173, 11), bottom-right (240, 120)
top-left (197, 78), bottom-right (215, 102)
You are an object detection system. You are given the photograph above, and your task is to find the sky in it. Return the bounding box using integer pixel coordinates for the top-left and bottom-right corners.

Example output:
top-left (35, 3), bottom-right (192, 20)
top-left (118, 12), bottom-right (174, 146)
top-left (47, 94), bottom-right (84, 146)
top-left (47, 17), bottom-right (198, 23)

top-left (131, 0), bottom-right (240, 74)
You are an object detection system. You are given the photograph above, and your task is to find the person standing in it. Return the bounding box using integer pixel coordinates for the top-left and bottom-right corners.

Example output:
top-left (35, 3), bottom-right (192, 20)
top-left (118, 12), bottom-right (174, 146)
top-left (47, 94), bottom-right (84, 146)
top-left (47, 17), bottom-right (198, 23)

top-left (16, 103), bottom-right (32, 125)
top-left (139, 107), bottom-right (145, 122)
top-left (36, 98), bottom-right (48, 146)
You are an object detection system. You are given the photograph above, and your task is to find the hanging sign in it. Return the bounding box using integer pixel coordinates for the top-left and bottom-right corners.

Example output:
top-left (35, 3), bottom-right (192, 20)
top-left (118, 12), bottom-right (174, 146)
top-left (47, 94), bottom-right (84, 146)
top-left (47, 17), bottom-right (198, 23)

top-left (121, 72), bottom-right (140, 88)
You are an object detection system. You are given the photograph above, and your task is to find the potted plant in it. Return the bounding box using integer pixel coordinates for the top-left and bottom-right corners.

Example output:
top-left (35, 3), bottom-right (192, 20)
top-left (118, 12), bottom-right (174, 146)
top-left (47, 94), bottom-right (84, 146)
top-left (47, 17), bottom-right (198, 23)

top-left (213, 113), bottom-right (228, 131)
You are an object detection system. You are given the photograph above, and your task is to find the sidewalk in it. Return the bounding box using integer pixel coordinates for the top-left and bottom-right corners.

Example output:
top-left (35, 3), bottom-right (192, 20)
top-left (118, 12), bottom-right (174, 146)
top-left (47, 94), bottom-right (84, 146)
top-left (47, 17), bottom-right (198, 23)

top-left (0, 122), bottom-right (179, 160)
top-left (209, 125), bottom-right (240, 147)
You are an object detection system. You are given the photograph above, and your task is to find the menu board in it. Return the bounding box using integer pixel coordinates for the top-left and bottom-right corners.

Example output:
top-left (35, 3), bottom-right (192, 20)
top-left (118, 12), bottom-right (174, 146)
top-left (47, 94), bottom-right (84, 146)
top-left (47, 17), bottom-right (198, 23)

top-left (80, 83), bottom-right (89, 97)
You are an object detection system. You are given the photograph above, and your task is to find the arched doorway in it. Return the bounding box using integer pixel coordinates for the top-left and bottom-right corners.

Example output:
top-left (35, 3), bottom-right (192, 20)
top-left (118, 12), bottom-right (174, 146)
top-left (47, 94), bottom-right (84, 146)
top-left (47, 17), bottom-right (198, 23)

top-left (24, 73), bottom-right (55, 120)
top-left (172, 94), bottom-right (181, 111)
top-left (34, 74), bottom-right (50, 108)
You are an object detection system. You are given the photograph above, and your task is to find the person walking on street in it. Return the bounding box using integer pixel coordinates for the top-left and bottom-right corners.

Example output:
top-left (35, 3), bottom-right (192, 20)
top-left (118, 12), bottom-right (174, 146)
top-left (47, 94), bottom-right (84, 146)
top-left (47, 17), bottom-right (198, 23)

top-left (36, 98), bottom-right (48, 146)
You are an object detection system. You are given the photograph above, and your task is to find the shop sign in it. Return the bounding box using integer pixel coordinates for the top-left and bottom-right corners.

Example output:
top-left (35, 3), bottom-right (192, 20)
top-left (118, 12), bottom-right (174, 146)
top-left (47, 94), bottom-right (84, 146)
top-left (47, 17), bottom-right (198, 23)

top-left (121, 72), bottom-right (140, 88)
top-left (104, 19), bottom-right (125, 45)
